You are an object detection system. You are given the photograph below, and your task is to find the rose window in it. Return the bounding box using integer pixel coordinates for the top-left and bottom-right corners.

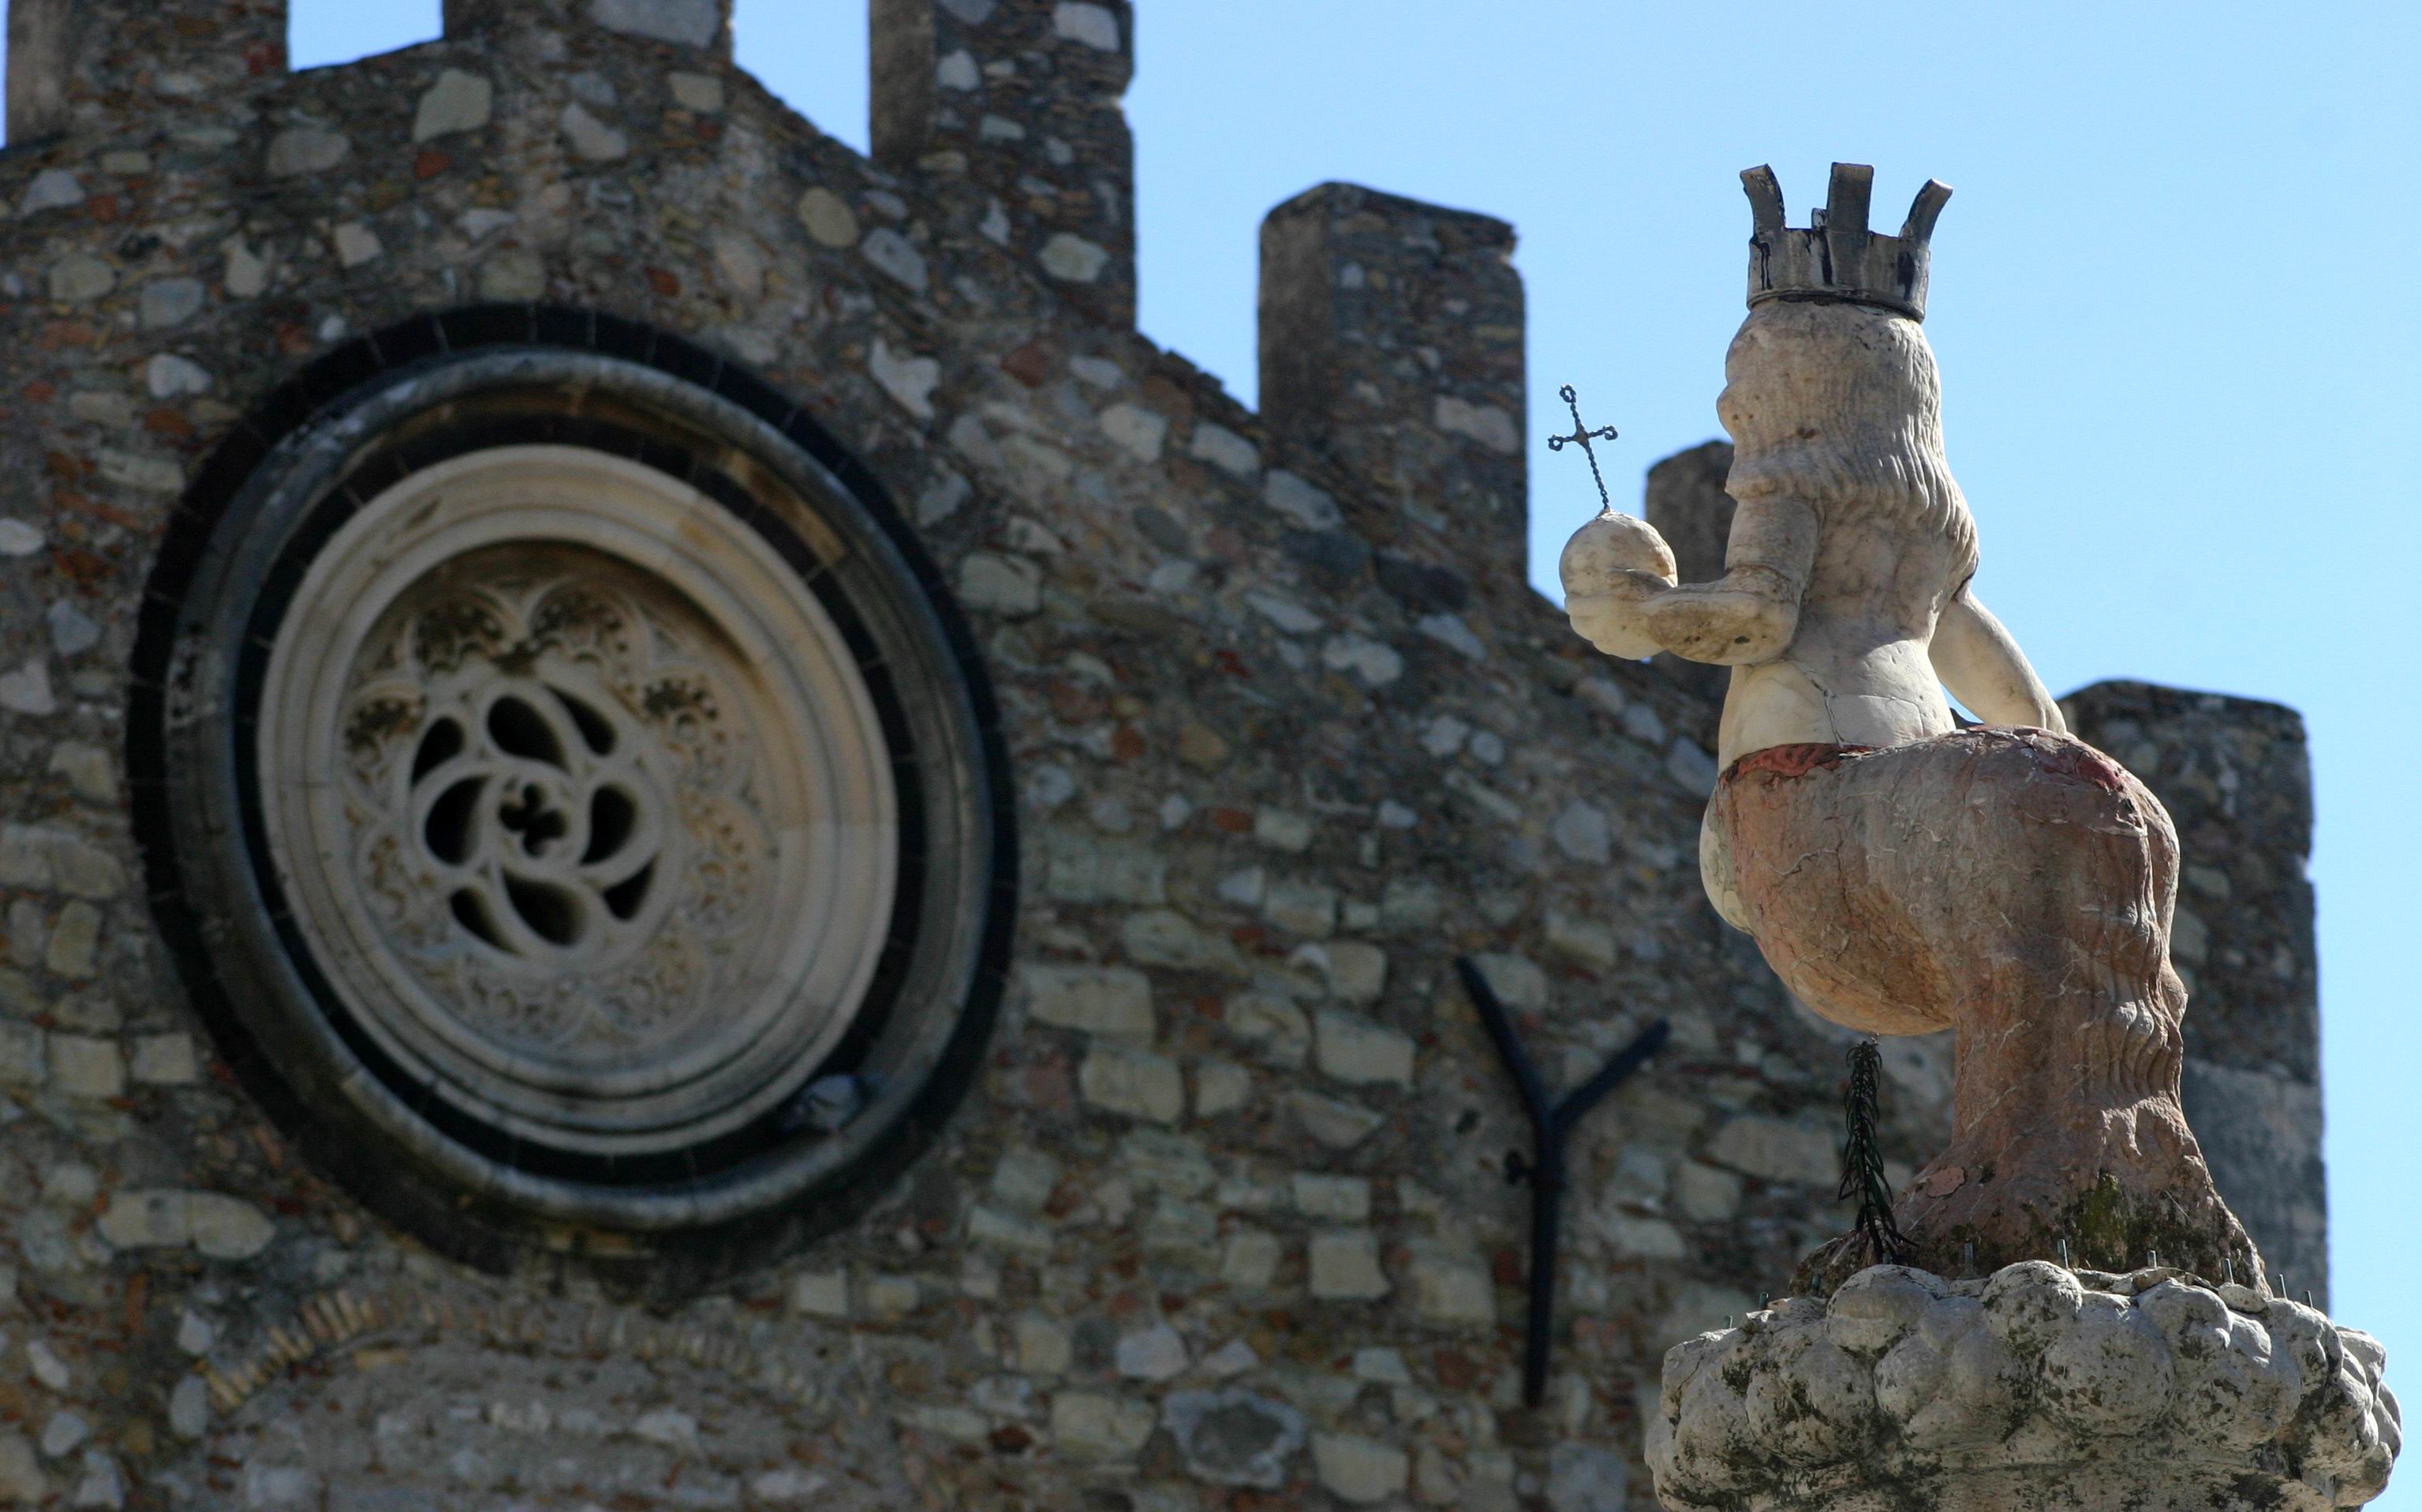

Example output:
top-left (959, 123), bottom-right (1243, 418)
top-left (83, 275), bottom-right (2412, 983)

top-left (144, 340), bottom-right (1010, 1281)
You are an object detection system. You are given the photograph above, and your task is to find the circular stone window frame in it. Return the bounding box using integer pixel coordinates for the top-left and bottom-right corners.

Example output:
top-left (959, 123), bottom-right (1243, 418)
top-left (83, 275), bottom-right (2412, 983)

top-left (131, 311), bottom-right (1016, 1293)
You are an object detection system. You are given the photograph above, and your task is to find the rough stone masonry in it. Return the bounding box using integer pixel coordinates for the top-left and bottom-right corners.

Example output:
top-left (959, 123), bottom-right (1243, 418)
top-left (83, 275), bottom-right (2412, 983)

top-left (0, 0), bottom-right (2329, 1507)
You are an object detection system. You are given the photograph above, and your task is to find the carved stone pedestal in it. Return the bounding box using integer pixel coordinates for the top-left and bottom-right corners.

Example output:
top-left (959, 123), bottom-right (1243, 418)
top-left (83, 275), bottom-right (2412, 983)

top-left (1649, 1263), bottom-right (2400, 1511)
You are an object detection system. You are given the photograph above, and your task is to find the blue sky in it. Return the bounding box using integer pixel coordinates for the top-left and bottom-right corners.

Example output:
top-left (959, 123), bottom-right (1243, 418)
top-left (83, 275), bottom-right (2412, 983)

top-left (133, 2), bottom-right (2422, 1483)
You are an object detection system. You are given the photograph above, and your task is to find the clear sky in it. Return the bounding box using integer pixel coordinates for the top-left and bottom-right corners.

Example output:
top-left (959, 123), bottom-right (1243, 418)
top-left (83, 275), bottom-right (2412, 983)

top-left (109, 3), bottom-right (2422, 1488)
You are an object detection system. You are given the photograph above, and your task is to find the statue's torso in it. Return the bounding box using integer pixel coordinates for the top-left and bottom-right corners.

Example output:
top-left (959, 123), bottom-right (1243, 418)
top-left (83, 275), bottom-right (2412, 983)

top-left (1713, 520), bottom-right (1968, 769)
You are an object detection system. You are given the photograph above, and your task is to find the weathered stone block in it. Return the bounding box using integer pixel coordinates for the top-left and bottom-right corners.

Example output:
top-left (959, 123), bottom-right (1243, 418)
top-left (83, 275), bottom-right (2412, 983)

top-left (1112, 1321), bottom-right (1187, 1381)
top-left (1708, 1114), bottom-right (1836, 1187)
top-left (0, 1025), bottom-right (43, 1086)
top-left (966, 1204), bottom-right (1052, 1256)
top-left (1545, 910), bottom-right (1619, 969)
top-left (0, 1432), bottom-right (44, 1503)
top-left (1121, 910), bottom-right (1243, 975)
top-left (587, 0), bottom-right (723, 47)
top-left (1220, 1227), bottom-right (1281, 1290)
top-left (788, 1271), bottom-right (848, 1319)
top-left (1307, 1230), bottom-right (1389, 1300)
top-left (1300, 941), bottom-right (1387, 1002)
top-left (1468, 952), bottom-right (1546, 1012)
top-left (412, 69), bottom-right (494, 141)
top-left (0, 827), bottom-right (125, 898)
top-left (47, 1036), bottom-right (121, 1099)
top-left (1118, 1129), bottom-right (1217, 1197)
top-left (128, 1035), bottom-right (199, 1086)
top-left (1021, 964), bottom-right (1154, 1040)
top-left (1312, 1432), bottom-right (1410, 1504)
top-left (96, 1190), bottom-right (273, 1260)
top-left (1223, 993), bottom-right (1310, 1066)
top-left (266, 128), bottom-right (350, 177)
top-left (1287, 1091), bottom-right (1383, 1150)
top-left (1040, 831), bottom-right (1167, 905)
top-left (1404, 1243), bottom-right (1494, 1327)
top-left (1291, 1173), bottom-right (1370, 1222)
top-left (1015, 1313), bottom-right (1071, 1373)
top-left (1314, 1007), bottom-right (1414, 1086)
top-left (1261, 878), bottom-right (1338, 938)
top-left (43, 901), bottom-right (99, 979)
top-left (1051, 1392), bottom-right (1155, 1460)
top-left (1192, 1059), bottom-right (1251, 1117)
top-left (1163, 1388), bottom-right (1304, 1490)
top-left (861, 1275), bottom-right (919, 1320)
top-left (1674, 1160), bottom-right (1744, 1222)
top-left (797, 188), bottom-right (858, 248)
top-left (1078, 1045), bottom-right (1184, 1123)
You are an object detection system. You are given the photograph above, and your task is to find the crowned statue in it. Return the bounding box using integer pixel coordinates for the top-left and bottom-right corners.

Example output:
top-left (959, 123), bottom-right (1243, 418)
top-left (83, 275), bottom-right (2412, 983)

top-left (1562, 165), bottom-right (2254, 1291)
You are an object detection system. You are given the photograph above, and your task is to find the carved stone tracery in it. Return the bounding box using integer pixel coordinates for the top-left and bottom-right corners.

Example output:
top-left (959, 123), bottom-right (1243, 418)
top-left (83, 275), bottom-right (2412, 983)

top-left (340, 556), bottom-right (772, 1064)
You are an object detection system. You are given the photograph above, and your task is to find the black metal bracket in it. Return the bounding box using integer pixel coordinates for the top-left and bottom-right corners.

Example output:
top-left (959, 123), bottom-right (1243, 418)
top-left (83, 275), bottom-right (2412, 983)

top-left (1457, 955), bottom-right (1670, 1408)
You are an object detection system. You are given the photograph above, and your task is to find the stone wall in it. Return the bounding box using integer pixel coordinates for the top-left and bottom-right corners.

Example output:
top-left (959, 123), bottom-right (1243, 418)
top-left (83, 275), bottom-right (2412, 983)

top-left (0, 1), bottom-right (2326, 1506)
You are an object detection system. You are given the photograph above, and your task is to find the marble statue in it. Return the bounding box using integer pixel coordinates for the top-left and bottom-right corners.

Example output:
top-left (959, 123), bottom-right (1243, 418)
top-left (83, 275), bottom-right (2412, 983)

top-left (1563, 164), bottom-right (2253, 1290)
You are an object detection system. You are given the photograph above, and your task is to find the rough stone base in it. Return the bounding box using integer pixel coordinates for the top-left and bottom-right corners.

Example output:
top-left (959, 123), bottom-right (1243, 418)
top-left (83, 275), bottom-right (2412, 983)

top-left (1721, 1468), bottom-right (2359, 1512)
top-left (1649, 1263), bottom-right (2400, 1511)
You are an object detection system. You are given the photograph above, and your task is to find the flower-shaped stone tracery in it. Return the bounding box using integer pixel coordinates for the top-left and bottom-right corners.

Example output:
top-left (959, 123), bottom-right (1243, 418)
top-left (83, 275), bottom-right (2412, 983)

top-left (336, 560), bottom-right (777, 1069)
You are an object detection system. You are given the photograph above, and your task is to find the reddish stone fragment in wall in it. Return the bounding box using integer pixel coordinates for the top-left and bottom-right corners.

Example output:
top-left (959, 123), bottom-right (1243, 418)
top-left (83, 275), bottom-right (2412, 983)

top-left (1000, 339), bottom-right (1055, 388)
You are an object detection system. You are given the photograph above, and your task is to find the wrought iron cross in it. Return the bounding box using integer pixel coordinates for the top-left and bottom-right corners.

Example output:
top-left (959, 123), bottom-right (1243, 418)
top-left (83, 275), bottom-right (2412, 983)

top-left (1458, 956), bottom-right (1669, 1408)
top-left (1547, 383), bottom-right (1620, 509)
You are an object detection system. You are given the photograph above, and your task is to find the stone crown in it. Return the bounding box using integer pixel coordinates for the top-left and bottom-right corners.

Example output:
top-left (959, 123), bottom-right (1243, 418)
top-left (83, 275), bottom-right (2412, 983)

top-left (1743, 162), bottom-right (1952, 320)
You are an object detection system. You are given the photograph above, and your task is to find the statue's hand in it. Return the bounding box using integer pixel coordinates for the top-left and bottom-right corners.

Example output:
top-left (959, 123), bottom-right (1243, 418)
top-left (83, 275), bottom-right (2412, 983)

top-left (1560, 512), bottom-right (1676, 660)
top-left (1567, 576), bottom-right (1669, 659)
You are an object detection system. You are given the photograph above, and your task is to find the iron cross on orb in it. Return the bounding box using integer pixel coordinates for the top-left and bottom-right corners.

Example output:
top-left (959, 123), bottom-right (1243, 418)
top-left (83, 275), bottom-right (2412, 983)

top-left (1547, 383), bottom-right (1620, 509)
